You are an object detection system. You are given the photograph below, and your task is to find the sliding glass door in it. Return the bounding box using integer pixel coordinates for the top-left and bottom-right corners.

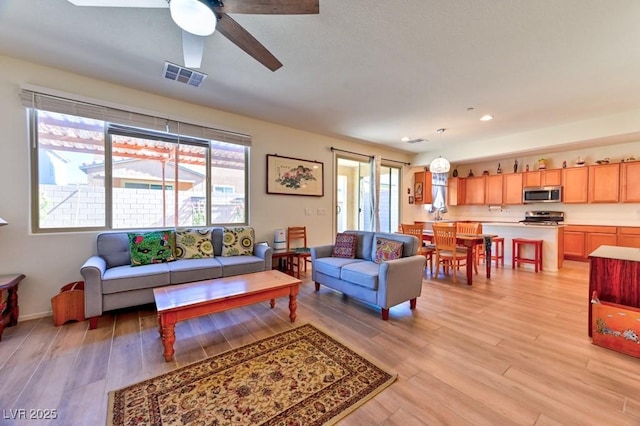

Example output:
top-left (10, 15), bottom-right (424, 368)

top-left (336, 156), bottom-right (400, 233)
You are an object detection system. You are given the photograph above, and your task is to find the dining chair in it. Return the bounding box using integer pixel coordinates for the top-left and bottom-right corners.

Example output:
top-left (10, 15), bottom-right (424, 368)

top-left (400, 223), bottom-right (434, 273)
top-left (455, 222), bottom-right (481, 274)
top-left (287, 226), bottom-right (311, 278)
top-left (432, 222), bottom-right (469, 283)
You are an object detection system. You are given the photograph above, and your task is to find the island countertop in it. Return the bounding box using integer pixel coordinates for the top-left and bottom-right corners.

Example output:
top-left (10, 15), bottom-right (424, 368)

top-left (589, 245), bottom-right (640, 262)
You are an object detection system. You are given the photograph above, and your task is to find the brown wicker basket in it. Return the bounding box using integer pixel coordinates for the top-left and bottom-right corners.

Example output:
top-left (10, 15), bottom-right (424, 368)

top-left (51, 281), bottom-right (85, 326)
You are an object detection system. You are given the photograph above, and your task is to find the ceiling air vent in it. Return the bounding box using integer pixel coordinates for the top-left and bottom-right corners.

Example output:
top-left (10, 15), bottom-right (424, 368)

top-left (163, 62), bottom-right (207, 88)
top-left (406, 138), bottom-right (427, 144)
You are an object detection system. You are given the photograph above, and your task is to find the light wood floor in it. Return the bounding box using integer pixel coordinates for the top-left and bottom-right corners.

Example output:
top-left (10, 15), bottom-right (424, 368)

top-left (2, 261), bottom-right (640, 425)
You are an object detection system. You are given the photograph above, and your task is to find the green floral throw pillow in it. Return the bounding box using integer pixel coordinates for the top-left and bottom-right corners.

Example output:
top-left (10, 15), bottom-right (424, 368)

top-left (222, 227), bottom-right (254, 256)
top-left (128, 230), bottom-right (175, 266)
top-left (175, 229), bottom-right (214, 259)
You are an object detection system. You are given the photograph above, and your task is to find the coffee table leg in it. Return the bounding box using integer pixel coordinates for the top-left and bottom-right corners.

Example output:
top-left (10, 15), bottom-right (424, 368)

top-left (159, 313), bottom-right (177, 362)
top-left (289, 285), bottom-right (299, 323)
top-left (270, 298), bottom-right (275, 309)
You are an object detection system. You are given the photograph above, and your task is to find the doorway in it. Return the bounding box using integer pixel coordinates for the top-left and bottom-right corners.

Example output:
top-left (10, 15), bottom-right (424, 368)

top-left (336, 157), bottom-right (400, 233)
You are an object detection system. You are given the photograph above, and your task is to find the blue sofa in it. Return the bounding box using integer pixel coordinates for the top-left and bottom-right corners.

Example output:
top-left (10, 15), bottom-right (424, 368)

top-left (311, 231), bottom-right (426, 320)
top-left (81, 227), bottom-right (272, 329)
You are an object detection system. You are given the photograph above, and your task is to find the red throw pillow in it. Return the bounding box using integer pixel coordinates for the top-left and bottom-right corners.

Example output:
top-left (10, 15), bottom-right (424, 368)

top-left (332, 233), bottom-right (357, 258)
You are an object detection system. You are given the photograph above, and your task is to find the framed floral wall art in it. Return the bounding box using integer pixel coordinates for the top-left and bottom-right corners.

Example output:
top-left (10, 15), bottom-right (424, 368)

top-left (266, 154), bottom-right (324, 196)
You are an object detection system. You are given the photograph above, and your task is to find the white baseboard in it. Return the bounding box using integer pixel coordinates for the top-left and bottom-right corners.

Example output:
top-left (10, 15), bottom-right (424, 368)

top-left (19, 310), bottom-right (53, 321)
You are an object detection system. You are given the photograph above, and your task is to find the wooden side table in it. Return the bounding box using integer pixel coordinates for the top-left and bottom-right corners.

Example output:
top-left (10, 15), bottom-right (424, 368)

top-left (0, 274), bottom-right (25, 341)
top-left (272, 249), bottom-right (295, 276)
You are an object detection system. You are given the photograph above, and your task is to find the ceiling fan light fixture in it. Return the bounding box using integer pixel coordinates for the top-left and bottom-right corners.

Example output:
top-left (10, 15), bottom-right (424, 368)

top-left (170, 0), bottom-right (217, 36)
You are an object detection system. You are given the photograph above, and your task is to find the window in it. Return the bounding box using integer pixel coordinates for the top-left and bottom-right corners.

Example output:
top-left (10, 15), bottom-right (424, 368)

top-left (23, 91), bottom-right (250, 232)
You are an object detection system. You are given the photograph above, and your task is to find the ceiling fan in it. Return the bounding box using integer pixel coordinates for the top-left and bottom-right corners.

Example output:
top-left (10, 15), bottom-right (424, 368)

top-left (66, 0), bottom-right (319, 71)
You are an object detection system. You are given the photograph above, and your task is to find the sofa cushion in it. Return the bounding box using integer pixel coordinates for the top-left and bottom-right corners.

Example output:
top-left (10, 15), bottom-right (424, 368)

top-left (314, 257), bottom-right (364, 279)
top-left (128, 230), bottom-right (175, 266)
top-left (340, 261), bottom-right (380, 290)
top-left (175, 228), bottom-right (214, 259)
top-left (216, 255), bottom-right (265, 276)
top-left (102, 263), bottom-right (171, 294)
top-left (97, 232), bottom-right (131, 268)
top-left (168, 258), bottom-right (223, 284)
top-left (374, 238), bottom-right (404, 264)
top-left (222, 227), bottom-right (255, 256)
top-left (332, 232), bottom-right (358, 258)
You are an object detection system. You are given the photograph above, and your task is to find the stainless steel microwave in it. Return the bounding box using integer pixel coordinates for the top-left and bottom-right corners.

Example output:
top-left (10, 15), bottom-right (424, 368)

top-left (523, 186), bottom-right (562, 203)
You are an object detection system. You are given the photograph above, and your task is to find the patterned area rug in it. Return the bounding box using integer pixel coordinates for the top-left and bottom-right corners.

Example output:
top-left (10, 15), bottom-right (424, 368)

top-left (107, 323), bottom-right (396, 425)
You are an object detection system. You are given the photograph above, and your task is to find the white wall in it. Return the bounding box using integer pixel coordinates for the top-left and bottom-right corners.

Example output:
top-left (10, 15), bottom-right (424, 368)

top-left (0, 55), bottom-right (411, 319)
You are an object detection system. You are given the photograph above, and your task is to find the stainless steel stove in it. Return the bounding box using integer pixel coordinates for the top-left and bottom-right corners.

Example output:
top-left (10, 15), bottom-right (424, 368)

top-left (519, 210), bottom-right (565, 226)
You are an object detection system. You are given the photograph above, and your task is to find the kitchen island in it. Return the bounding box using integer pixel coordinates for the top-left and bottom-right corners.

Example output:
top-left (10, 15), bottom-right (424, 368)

top-left (588, 245), bottom-right (640, 336)
top-left (481, 222), bottom-right (564, 272)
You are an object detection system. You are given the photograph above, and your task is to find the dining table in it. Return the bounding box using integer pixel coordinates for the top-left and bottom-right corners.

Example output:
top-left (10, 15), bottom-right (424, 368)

top-left (423, 231), bottom-right (497, 285)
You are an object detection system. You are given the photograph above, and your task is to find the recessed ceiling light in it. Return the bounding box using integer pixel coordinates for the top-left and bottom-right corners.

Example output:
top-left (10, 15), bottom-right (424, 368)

top-left (401, 136), bottom-right (410, 142)
top-left (436, 128), bottom-right (446, 134)
top-left (480, 114), bottom-right (494, 121)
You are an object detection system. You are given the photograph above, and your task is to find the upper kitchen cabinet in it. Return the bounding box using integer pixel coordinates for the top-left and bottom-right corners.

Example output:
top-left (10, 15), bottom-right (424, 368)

top-left (542, 169), bottom-right (562, 186)
top-left (448, 177), bottom-right (466, 206)
top-left (523, 171), bottom-right (541, 187)
top-left (414, 170), bottom-right (432, 204)
top-left (503, 173), bottom-right (523, 204)
top-left (464, 176), bottom-right (486, 205)
top-left (562, 167), bottom-right (588, 203)
top-left (621, 160), bottom-right (640, 203)
top-left (485, 174), bottom-right (504, 205)
top-left (588, 163), bottom-right (620, 203)
top-left (523, 169), bottom-right (562, 187)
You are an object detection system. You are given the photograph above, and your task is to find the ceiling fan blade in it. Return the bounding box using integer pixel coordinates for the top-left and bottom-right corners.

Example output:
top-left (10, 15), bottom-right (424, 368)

top-left (216, 13), bottom-right (283, 71)
top-left (182, 30), bottom-right (205, 68)
top-left (66, 0), bottom-right (167, 7)
top-left (217, 0), bottom-right (319, 15)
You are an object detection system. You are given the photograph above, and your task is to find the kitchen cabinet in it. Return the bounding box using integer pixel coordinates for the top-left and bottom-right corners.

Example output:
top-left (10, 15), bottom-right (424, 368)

top-left (618, 227), bottom-right (640, 248)
top-left (588, 163), bottom-right (619, 203)
top-left (563, 225), bottom-right (617, 261)
top-left (414, 171), bottom-right (432, 204)
top-left (586, 230), bottom-right (618, 255)
top-left (523, 169), bottom-right (562, 187)
top-left (485, 174), bottom-right (503, 205)
top-left (464, 176), bottom-right (486, 205)
top-left (503, 173), bottom-right (523, 204)
top-left (620, 161), bottom-right (640, 203)
top-left (562, 167), bottom-right (589, 203)
top-left (523, 171), bottom-right (541, 187)
top-left (448, 177), bottom-right (466, 206)
top-left (564, 228), bottom-right (586, 259)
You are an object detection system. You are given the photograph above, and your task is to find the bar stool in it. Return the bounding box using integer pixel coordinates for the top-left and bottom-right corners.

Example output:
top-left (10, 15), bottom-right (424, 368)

top-left (478, 237), bottom-right (505, 268)
top-left (512, 238), bottom-right (543, 272)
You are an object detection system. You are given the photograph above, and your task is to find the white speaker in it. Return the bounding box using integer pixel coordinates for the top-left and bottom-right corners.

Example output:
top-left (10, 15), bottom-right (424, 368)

top-left (274, 229), bottom-right (286, 250)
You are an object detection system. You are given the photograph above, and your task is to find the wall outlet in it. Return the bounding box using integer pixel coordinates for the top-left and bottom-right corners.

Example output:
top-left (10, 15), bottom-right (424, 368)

top-left (317, 208), bottom-right (327, 216)
top-left (305, 208), bottom-right (312, 216)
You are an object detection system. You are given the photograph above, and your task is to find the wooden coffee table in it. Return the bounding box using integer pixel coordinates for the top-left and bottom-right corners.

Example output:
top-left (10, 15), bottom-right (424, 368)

top-left (153, 270), bottom-right (301, 362)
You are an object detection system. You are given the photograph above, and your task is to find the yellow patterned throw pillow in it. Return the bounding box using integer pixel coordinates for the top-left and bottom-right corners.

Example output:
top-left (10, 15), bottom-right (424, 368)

top-left (175, 229), bottom-right (214, 259)
top-left (222, 227), bottom-right (255, 256)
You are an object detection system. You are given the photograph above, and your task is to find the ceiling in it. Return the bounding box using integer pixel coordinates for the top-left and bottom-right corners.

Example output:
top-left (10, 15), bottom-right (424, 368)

top-left (2, 0), bottom-right (640, 162)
